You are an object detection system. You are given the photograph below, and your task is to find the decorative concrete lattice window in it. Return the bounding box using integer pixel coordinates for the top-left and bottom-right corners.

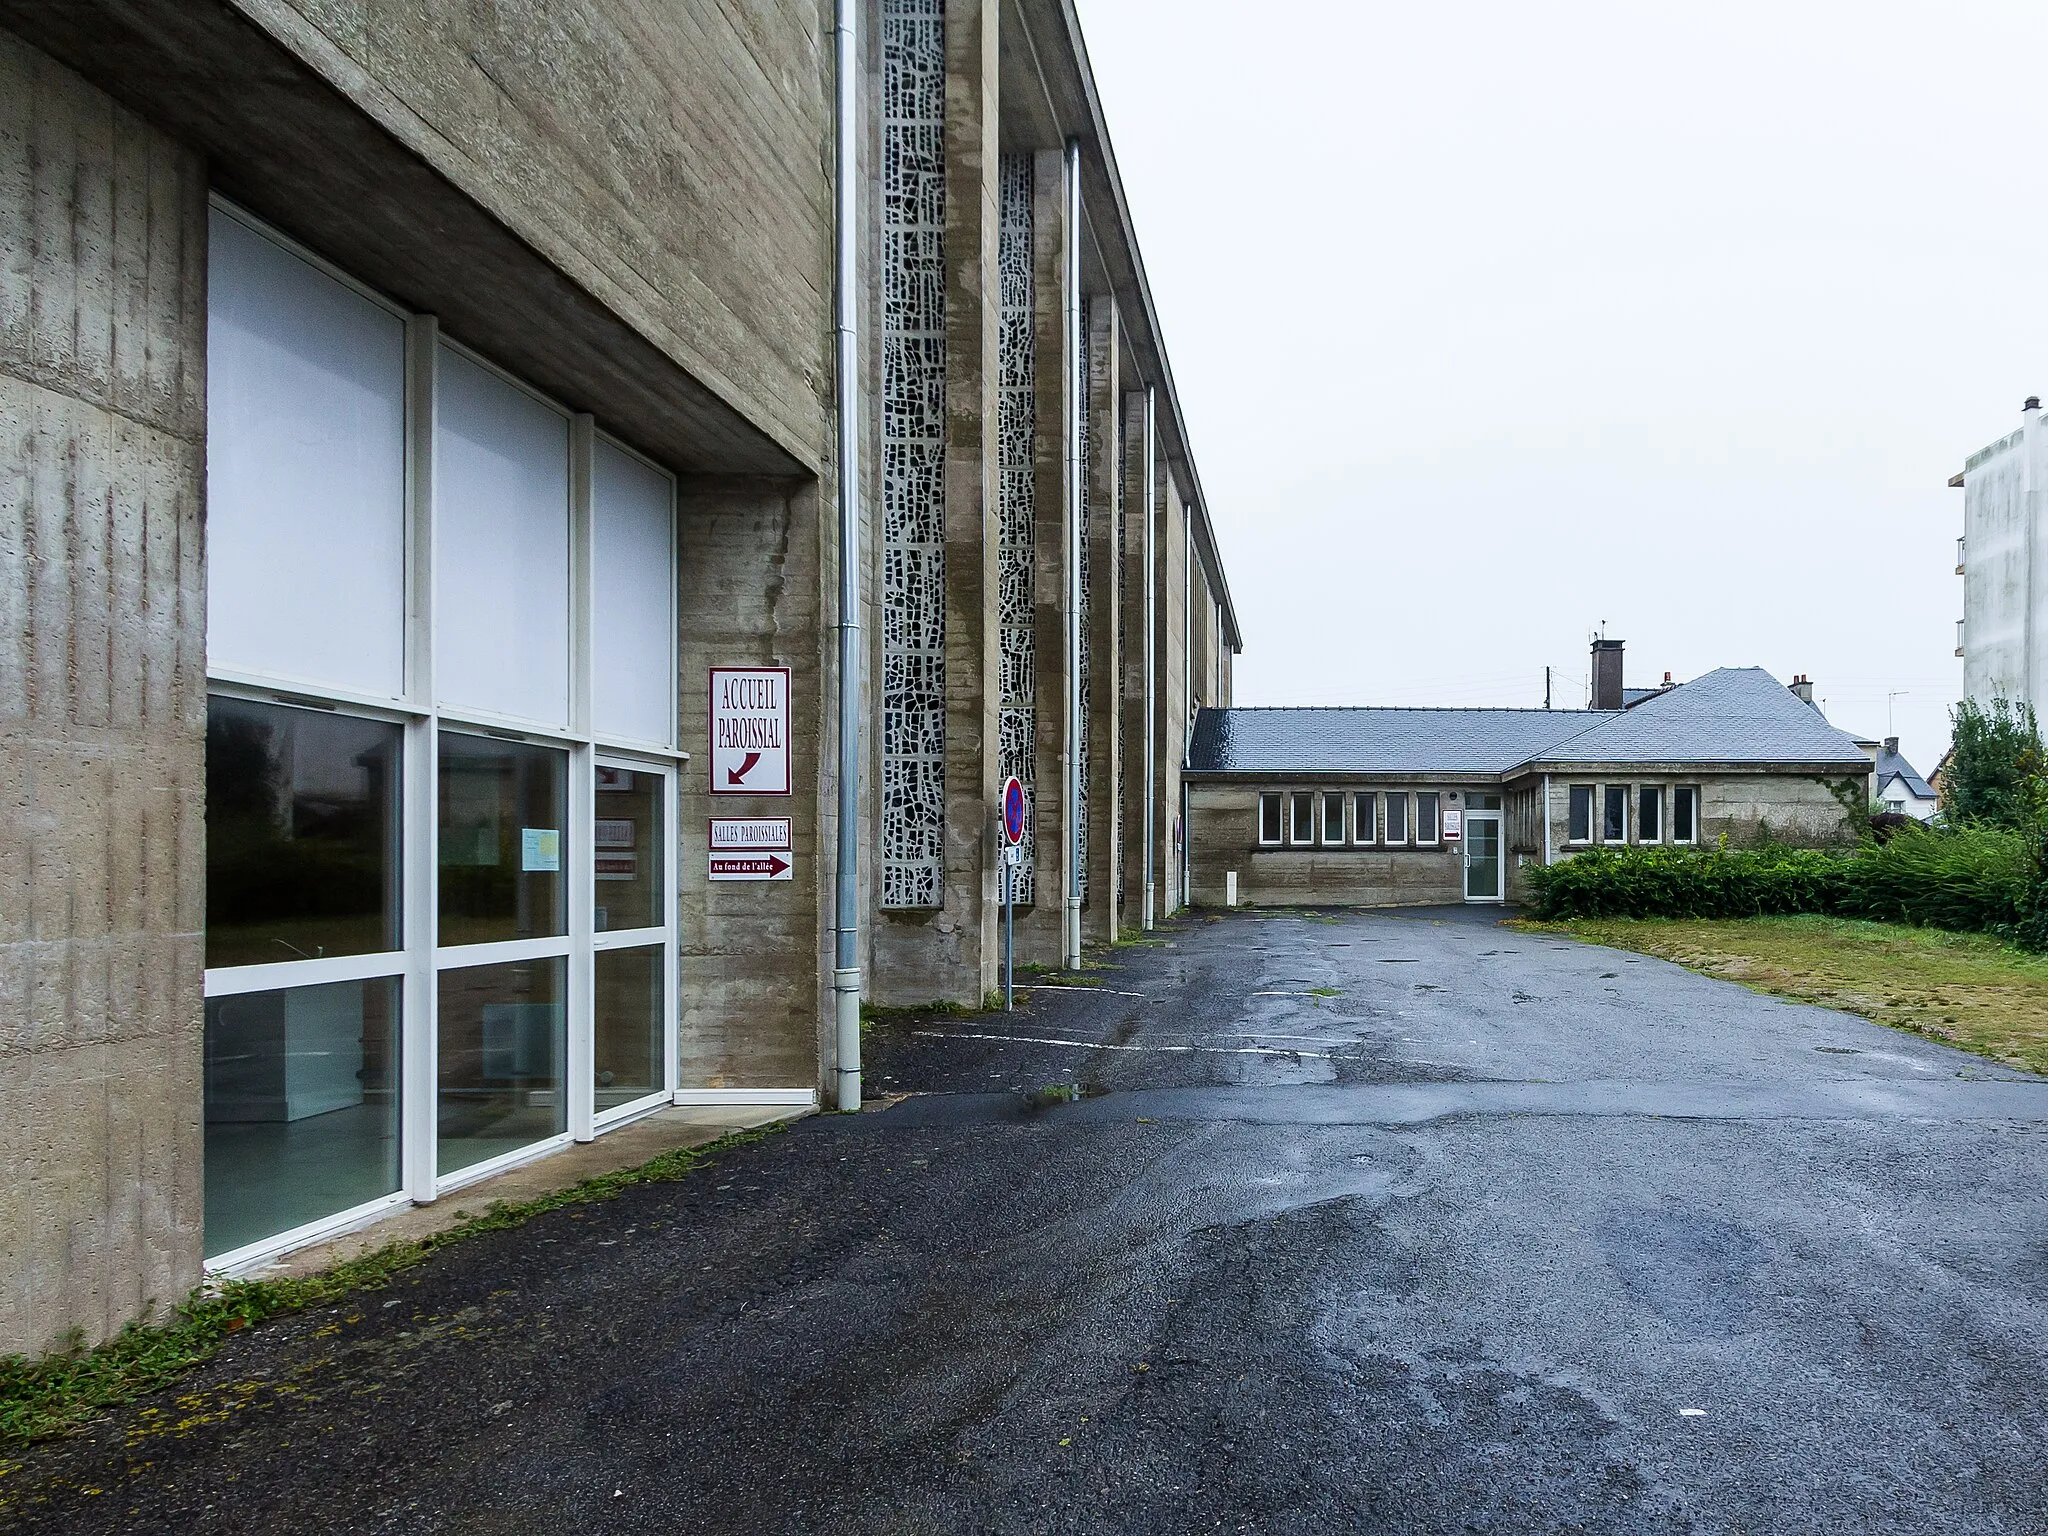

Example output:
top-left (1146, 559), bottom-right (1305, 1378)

top-left (997, 152), bottom-right (1037, 903)
top-left (1075, 304), bottom-right (1091, 904)
top-left (881, 0), bottom-right (947, 909)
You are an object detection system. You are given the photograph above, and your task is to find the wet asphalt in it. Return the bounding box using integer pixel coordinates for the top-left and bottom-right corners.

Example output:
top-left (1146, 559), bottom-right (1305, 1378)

top-left (10, 906), bottom-right (2048, 1534)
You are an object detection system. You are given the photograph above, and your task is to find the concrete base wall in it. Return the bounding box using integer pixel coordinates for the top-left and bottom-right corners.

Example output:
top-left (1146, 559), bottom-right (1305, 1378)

top-left (0, 31), bottom-right (209, 1355)
top-left (675, 477), bottom-right (832, 1096)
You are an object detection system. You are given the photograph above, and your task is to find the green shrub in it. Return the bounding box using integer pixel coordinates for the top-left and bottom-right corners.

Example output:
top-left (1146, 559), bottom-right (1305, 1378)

top-left (1525, 825), bottom-right (2033, 933)
top-left (1839, 821), bottom-right (2031, 932)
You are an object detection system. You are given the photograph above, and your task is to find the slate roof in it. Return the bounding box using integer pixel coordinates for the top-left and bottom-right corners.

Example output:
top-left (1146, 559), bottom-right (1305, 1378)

top-left (1187, 668), bottom-right (1873, 777)
top-left (1875, 745), bottom-right (1935, 801)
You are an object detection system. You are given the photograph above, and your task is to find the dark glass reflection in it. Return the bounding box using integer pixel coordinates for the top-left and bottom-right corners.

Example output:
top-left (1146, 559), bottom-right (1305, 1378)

top-left (593, 765), bottom-right (663, 933)
top-left (205, 697), bottom-right (402, 969)
top-left (595, 944), bottom-right (664, 1110)
top-left (438, 957), bottom-right (565, 1173)
top-left (438, 732), bottom-right (567, 946)
top-left (204, 977), bottom-right (401, 1256)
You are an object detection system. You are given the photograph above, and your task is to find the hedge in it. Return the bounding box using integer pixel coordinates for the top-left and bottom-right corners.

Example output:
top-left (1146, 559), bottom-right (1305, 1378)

top-left (1524, 824), bottom-right (2038, 939)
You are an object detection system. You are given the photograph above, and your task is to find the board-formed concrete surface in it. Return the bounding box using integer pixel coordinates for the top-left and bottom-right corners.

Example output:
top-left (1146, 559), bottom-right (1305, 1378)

top-left (9, 907), bottom-right (2048, 1533)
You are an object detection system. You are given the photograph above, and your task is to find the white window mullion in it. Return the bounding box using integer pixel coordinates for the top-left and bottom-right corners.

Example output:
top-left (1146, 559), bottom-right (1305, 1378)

top-left (664, 763), bottom-right (680, 1100)
top-left (569, 414), bottom-right (597, 1142)
top-left (403, 315), bottom-right (440, 1206)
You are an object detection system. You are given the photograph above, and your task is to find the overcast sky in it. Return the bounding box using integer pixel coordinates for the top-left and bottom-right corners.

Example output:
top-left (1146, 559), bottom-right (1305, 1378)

top-left (1081, 0), bottom-right (2048, 773)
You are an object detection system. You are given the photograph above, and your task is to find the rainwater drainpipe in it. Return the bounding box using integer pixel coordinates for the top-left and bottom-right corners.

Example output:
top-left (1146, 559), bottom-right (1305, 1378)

top-left (831, 0), bottom-right (863, 1111)
top-left (1141, 387), bottom-right (1157, 931)
top-left (1181, 504), bottom-right (1192, 910)
top-left (1064, 137), bottom-right (1084, 971)
top-left (1542, 773), bottom-right (1553, 866)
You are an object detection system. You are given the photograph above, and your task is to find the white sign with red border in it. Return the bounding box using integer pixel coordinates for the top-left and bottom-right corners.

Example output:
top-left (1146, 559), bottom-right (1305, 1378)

top-left (709, 852), bottom-right (794, 881)
top-left (708, 666), bottom-right (791, 796)
top-left (709, 817), bottom-right (793, 852)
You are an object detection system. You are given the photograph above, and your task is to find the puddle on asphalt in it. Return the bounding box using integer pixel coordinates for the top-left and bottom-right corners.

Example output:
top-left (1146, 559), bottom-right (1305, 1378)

top-left (1814, 1046), bottom-right (1861, 1055)
top-left (1023, 1081), bottom-right (1112, 1111)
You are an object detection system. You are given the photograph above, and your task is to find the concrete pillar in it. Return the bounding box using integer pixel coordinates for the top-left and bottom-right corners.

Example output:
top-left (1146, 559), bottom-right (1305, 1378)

top-left (939, 0), bottom-right (1003, 1002)
top-left (1117, 391), bottom-right (1152, 927)
top-left (0, 31), bottom-right (208, 1354)
top-left (1022, 144), bottom-right (1073, 966)
top-left (675, 476), bottom-right (833, 1096)
top-left (1155, 475), bottom-right (1189, 913)
top-left (1083, 299), bottom-right (1122, 945)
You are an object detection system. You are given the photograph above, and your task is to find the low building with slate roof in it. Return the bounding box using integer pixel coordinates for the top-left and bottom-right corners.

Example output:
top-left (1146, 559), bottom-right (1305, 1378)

top-left (1181, 642), bottom-right (1873, 909)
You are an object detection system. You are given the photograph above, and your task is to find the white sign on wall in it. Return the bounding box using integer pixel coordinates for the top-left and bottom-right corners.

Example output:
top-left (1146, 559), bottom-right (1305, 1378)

top-left (709, 817), bottom-right (793, 851)
top-left (708, 666), bottom-right (791, 796)
top-left (1443, 808), bottom-right (1464, 842)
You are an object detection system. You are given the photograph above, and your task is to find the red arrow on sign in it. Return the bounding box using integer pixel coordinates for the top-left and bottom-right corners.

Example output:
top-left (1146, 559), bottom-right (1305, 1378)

top-left (725, 751), bottom-right (762, 786)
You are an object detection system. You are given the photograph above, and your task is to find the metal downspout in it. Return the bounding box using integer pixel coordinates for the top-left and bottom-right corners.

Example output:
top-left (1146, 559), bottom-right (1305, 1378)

top-left (1543, 773), bottom-right (1553, 866)
top-left (1064, 137), bottom-right (1084, 970)
top-left (832, 0), bottom-right (863, 1111)
top-left (1141, 387), bottom-right (1157, 931)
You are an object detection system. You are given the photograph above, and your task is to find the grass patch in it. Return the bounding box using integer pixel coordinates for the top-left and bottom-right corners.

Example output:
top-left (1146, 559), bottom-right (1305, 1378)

top-left (0, 1122), bottom-right (786, 1451)
top-left (1516, 914), bottom-right (2048, 1073)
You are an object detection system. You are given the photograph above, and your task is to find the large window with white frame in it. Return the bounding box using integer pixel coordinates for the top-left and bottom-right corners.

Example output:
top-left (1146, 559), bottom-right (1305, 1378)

top-left (1321, 792), bottom-right (1346, 845)
top-left (1352, 792), bottom-right (1377, 845)
top-left (1290, 791), bottom-right (1316, 845)
top-left (1416, 792), bottom-right (1441, 846)
top-left (1258, 792), bottom-right (1283, 846)
top-left (1385, 793), bottom-right (1409, 845)
top-left (201, 202), bottom-right (681, 1269)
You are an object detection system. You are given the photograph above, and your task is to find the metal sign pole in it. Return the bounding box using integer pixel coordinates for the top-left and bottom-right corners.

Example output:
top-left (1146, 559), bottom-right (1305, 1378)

top-left (1004, 851), bottom-right (1014, 1011)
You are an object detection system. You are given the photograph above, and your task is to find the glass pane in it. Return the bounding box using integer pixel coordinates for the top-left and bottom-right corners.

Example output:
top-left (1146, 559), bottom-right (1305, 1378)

top-left (595, 944), bottom-right (665, 1110)
top-left (1417, 793), bottom-right (1440, 843)
top-left (1259, 794), bottom-right (1281, 843)
top-left (1322, 794), bottom-right (1345, 844)
top-left (206, 209), bottom-right (406, 696)
top-left (1386, 795), bottom-right (1408, 843)
top-left (1291, 792), bottom-right (1314, 843)
top-left (1603, 786), bottom-right (1627, 841)
top-left (206, 697), bottom-right (402, 969)
top-left (1353, 793), bottom-right (1375, 843)
top-left (1569, 785), bottom-right (1593, 841)
top-left (439, 732), bottom-right (567, 946)
top-left (594, 765), bottom-right (664, 932)
top-left (435, 345), bottom-right (571, 726)
top-left (1470, 793), bottom-right (1502, 810)
top-left (204, 977), bottom-right (400, 1256)
top-left (593, 441), bottom-right (676, 746)
top-left (1640, 786), bottom-right (1662, 840)
top-left (1466, 819), bottom-right (1501, 898)
top-left (1675, 786), bottom-right (1697, 841)
top-left (437, 957), bottom-right (565, 1174)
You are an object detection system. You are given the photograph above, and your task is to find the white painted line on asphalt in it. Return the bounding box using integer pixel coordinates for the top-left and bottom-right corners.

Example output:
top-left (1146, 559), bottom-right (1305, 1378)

top-left (912, 1030), bottom-right (1330, 1059)
top-left (1677, 1407), bottom-right (1706, 1417)
top-left (1022, 984), bottom-right (1152, 998)
top-left (1251, 990), bottom-right (1327, 997)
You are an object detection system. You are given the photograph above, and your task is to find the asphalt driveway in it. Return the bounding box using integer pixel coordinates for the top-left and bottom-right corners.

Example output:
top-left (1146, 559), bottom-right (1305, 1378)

top-left (11, 907), bottom-right (2048, 1534)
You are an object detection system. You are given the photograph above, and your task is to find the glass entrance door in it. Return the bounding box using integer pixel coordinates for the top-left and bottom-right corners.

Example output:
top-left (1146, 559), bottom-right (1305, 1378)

top-left (1463, 814), bottom-right (1502, 902)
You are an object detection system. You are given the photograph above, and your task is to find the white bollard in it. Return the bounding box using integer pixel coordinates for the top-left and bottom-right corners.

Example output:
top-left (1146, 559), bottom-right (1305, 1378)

top-left (1226, 870), bottom-right (1238, 908)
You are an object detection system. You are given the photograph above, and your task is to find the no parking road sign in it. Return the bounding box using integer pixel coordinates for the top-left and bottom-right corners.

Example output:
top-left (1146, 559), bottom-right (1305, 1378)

top-left (1001, 776), bottom-right (1027, 849)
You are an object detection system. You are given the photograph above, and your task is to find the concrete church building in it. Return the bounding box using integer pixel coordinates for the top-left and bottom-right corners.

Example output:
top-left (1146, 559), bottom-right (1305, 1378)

top-left (0, 0), bottom-right (1236, 1354)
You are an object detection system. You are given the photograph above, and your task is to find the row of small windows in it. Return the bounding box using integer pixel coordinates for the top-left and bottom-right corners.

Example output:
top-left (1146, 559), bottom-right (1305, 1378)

top-left (1567, 784), bottom-right (1700, 845)
top-left (1257, 791), bottom-right (1472, 848)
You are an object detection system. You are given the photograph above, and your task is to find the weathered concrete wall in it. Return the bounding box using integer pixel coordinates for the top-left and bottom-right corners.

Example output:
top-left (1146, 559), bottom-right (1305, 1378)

top-left (676, 477), bottom-right (831, 1093)
top-left (0, 0), bottom-right (834, 477)
top-left (0, 32), bottom-right (209, 1354)
top-left (1186, 787), bottom-right (1463, 908)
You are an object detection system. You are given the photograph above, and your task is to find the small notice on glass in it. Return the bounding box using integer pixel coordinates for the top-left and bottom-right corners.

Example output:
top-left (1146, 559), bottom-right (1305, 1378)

top-left (521, 828), bottom-right (561, 872)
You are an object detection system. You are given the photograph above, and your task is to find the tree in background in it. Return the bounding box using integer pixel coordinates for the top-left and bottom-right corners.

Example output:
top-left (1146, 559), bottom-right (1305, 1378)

top-left (1942, 697), bottom-right (2045, 830)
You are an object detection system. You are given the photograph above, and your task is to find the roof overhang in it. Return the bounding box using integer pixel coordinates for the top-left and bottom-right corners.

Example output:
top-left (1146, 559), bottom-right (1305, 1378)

top-left (1005, 0), bottom-right (1242, 652)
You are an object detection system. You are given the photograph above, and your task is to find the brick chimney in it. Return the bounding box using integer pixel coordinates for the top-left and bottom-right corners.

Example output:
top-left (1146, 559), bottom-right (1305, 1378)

top-left (1591, 637), bottom-right (1625, 710)
top-left (1789, 674), bottom-right (1815, 706)
top-left (1883, 735), bottom-right (1899, 755)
